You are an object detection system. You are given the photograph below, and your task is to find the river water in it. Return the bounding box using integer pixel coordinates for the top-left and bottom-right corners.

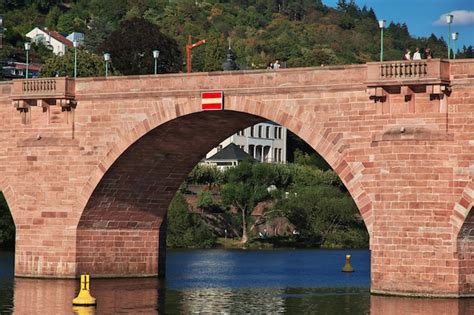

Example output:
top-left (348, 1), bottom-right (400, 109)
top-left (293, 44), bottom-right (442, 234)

top-left (0, 249), bottom-right (473, 314)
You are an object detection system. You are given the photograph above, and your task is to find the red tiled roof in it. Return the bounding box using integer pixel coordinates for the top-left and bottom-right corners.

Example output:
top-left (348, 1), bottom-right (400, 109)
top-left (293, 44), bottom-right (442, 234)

top-left (42, 28), bottom-right (73, 47)
top-left (15, 63), bottom-right (42, 71)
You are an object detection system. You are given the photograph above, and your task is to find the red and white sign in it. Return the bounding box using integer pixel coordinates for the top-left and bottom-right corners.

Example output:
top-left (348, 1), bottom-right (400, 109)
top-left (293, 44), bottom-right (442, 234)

top-left (201, 91), bottom-right (224, 110)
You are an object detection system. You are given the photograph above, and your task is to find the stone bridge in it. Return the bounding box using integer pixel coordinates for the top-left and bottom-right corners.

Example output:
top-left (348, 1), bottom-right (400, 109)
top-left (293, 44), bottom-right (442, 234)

top-left (0, 59), bottom-right (473, 297)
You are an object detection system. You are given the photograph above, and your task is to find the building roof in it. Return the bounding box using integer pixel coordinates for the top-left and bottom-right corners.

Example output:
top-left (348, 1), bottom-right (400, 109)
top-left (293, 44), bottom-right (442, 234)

top-left (13, 62), bottom-right (41, 72)
top-left (43, 29), bottom-right (74, 47)
top-left (206, 143), bottom-right (252, 161)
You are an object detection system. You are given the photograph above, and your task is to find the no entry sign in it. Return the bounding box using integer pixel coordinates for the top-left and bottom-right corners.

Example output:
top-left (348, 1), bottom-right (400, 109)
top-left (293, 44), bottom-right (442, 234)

top-left (201, 91), bottom-right (224, 110)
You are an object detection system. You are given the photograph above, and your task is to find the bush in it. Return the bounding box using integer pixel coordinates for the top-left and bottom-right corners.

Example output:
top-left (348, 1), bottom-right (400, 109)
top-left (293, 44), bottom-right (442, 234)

top-left (166, 193), bottom-right (215, 248)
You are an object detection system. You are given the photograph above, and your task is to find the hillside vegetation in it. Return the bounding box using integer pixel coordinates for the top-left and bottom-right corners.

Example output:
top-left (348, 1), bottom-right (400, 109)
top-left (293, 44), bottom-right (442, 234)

top-left (1, 0), bottom-right (472, 74)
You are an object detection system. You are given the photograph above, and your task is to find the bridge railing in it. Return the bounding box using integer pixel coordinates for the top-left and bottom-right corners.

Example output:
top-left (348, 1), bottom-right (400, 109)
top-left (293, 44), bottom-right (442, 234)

top-left (10, 77), bottom-right (75, 100)
top-left (366, 59), bottom-right (450, 84)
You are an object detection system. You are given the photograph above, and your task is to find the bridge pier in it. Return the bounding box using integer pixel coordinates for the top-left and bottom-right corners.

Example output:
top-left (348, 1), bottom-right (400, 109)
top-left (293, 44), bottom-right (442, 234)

top-left (76, 226), bottom-right (165, 278)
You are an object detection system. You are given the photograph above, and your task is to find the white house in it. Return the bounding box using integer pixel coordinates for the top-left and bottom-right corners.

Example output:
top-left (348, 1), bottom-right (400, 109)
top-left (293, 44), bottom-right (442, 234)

top-left (205, 143), bottom-right (253, 170)
top-left (26, 27), bottom-right (73, 56)
top-left (206, 121), bottom-right (287, 164)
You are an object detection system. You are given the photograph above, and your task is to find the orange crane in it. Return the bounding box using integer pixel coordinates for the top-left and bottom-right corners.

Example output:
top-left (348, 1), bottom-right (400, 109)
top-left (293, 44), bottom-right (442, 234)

top-left (186, 35), bottom-right (206, 73)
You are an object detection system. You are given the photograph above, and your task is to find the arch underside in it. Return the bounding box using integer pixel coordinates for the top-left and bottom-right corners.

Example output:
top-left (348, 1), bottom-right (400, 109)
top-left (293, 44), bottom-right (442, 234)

top-left (76, 111), bottom-right (264, 276)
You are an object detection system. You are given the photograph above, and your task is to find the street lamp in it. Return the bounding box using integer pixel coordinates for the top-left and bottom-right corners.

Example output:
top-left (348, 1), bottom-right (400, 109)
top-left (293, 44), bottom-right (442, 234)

top-left (451, 32), bottom-right (459, 59)
top-left (153, 50), bottom-right (160, 75)
top-left (378, 19), bottom-right (385, 62)
top-left (103, 53), bottom-right (110, 78)
top-left (24, 42), bottom-right (31, 79)
top-left (73, 40), bottom-right (78, 79)
top-left (446, 14), bottom-right (454, 59)
top-left (0, 16), bottom-right (4, 49)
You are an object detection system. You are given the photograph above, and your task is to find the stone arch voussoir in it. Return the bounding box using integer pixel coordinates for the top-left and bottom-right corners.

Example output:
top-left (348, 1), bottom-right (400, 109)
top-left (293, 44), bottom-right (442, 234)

top-left (453, 181), bottom-right (474, 240)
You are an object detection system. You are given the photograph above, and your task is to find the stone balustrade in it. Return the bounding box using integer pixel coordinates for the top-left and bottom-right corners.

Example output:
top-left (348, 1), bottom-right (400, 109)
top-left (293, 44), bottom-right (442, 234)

top-left (367, 58), bottom-right (450, 84)
top-left (11, 77), bottom-right (75, 101)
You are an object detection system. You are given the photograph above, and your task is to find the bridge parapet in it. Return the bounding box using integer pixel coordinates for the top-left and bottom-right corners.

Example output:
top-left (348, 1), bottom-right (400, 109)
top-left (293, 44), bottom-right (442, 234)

top-left (366, 59), bottom-right (451, 104)
top-left (10, 77), bottom-right (76, 122)
top-left (11, 77), bottom-right (76, 100)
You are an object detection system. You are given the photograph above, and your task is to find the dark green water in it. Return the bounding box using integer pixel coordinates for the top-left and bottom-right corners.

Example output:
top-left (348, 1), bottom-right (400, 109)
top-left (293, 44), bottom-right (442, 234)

top-left (1, 249), bottom-right (473, 314)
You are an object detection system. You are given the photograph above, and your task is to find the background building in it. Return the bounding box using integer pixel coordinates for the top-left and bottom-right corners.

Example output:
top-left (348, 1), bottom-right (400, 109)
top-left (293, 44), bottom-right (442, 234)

top-left (25, 27), bottom-right (73, 55)
top-left (206, 121), bottom-right (287, 164)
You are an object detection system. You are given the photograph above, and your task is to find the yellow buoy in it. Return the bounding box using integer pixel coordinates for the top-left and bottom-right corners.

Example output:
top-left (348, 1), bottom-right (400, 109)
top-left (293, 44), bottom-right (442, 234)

top-left (342, 254), bottom-right (354, 272)
top-left (73, 274), bottom-right (97, 306)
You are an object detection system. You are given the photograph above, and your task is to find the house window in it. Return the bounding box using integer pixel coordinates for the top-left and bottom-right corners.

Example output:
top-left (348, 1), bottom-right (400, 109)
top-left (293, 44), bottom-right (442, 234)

top-left (250, 127), bottom-right (254, 137)
top-left (266, 126), bottom-right (270, 138)
top-left (278, 127), bottom-right (282, 139)
top-left (249, 145), bottom-right (255, 158)
top-left (274, 127), bottom-right (278, 138)
top-left (258, 126), bottom-right (262, 138)
top-left (274, 148), bottom-right (278, 162)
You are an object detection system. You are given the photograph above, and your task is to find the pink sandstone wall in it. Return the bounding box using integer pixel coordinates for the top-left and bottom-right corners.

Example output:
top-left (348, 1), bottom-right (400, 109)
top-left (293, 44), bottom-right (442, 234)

top-left (0, 60), bottom-right (473, 297)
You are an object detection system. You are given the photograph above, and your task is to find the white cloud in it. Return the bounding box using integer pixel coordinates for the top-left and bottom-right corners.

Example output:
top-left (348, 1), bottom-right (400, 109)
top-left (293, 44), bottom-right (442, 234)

top-left (434, 10), bottom-right (474, 25)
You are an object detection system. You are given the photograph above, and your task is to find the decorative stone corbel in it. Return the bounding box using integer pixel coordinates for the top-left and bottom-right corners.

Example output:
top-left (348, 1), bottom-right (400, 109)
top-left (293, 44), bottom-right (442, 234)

top-left (367, 87), bottom-right (387, 103)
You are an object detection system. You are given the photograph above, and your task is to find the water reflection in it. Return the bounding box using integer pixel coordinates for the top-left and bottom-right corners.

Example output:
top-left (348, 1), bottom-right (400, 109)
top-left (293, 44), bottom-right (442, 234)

top-left (9, 278), bottom-right (474, 314)
top-left (371, 295), bottom-right (474, 315)
top-left (13, 278), bottom-right (163, 315)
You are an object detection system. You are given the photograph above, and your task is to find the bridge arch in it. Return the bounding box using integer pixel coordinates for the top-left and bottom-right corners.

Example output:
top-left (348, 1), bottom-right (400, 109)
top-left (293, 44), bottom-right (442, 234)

top-left (75, 98), bottom-right (373, 276)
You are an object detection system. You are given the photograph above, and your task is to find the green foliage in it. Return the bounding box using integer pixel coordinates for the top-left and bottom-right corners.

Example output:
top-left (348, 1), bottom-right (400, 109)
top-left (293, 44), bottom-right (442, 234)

top-left (186, 164), bottom-right (225, 186)
top-left (84, 17), bottom-right (115, 53)
top-left (279, 185), bottom-right (367, 248)
top-left (166, 193), bottom-right (215, 249)
top-left (99, 17), bottom-right (182, 75)
top-left (196, 191), bottom-right (214, 210)
top-left (294, 149), bottom-right (331, 170)
top-left (0, 193), bottom-right (15, 250)
top-left (40, 49), bottom-right (110, 77)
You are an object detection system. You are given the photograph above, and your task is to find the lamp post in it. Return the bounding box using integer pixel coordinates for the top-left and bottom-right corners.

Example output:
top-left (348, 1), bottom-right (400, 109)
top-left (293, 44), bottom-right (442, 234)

top-left (451, 32), bottom-right (458, 59)
top-left (104, 53), bottom-right (110, 78)
top-left (0, 16), bottom-right (3, 49)
top-left (378, 19), bottom-right (385, 62)
top-left (446, 14), bottom-right (453, 59)
top-left (73, 40), bottom-right (78, 78)
top-left (153, 50), bottom-right (160, 75)
top-left (24, 42), bottom-right (31, 79)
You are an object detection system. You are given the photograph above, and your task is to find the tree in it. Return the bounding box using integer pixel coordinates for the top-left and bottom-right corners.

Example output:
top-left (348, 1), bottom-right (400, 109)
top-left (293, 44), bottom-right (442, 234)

top-left (221, 160), bottom-right (272, 243)
top-left (84, 16), bottom-right (116, 53)
top-left (166, 193), bottom-right (215, 248)
top-left (99, 17), bottom-right (182, 75)
top-left (280, 185), bottom-right (367, 247)
top-left (40, 48), bottom-right (109, 77)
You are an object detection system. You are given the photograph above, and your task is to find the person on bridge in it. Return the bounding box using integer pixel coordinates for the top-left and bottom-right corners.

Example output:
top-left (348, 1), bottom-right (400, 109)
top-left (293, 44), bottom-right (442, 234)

top-left (413, 48), bottom-right (421, 60)
top-left (403, 49), bottom-right (411, 60)
top-left (425, 48), bottom-right (433, 59)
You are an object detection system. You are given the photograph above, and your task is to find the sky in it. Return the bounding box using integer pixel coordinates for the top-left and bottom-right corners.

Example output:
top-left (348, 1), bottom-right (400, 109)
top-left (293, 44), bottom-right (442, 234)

top-left (323, 0), bottom-right (474, 50)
